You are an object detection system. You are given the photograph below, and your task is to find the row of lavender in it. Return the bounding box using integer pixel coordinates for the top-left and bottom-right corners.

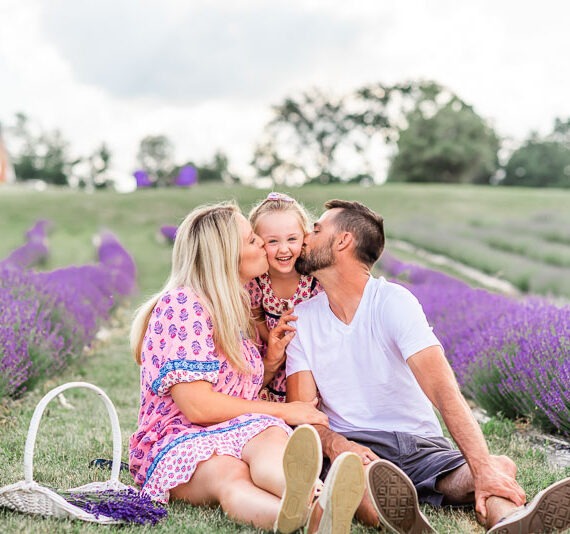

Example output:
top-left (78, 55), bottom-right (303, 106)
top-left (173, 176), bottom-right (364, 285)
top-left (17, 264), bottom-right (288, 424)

top-left (0, 221), bottom-right (136, 398)
top-left (381, 255), bottom-right (570, 437)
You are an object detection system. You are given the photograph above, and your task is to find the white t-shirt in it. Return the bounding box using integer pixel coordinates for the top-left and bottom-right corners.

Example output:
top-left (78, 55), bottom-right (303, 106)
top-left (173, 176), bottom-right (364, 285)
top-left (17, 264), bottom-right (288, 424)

top-left (286, 276), bottom-right (443, 436)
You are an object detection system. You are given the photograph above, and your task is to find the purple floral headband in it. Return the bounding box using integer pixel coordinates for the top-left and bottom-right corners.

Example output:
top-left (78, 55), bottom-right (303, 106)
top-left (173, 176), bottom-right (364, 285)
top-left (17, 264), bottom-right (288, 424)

top-left (265, 192), bottom-right (295, 203)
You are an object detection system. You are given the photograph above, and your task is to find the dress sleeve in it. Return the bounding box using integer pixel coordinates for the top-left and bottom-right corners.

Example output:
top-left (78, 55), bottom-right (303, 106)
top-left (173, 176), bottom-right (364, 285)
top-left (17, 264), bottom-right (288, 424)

top-left (144, 288), bottom-right (220, 397)
top-left (245, 278), bottom-right (262, 308)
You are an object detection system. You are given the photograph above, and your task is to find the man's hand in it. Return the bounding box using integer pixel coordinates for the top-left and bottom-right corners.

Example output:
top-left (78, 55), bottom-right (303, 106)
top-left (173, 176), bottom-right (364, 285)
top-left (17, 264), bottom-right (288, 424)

top-left (315, 426), bottom-right (379, 466)
top-left (474, 456), bottom-right (526, 521)
top-left (333, 439), bottom-right (379, 466)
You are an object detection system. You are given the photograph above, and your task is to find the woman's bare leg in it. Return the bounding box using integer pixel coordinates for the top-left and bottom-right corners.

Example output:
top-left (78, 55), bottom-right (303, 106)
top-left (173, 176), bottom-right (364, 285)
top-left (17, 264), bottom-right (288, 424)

top-left (170, 454), bottom-right (281, 530)
top-left (241, 426), bottom-right (290, 497)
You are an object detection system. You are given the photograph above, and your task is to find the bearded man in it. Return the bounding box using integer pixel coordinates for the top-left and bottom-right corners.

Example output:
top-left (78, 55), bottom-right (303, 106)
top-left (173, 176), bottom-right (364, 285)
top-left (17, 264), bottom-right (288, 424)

top-left (285, 199), bottom-right (570, 534)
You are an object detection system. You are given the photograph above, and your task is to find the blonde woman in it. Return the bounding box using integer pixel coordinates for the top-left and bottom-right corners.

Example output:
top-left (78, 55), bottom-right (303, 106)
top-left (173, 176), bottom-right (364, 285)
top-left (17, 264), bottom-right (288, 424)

top-left (129, 202), bottom-right (344, 532)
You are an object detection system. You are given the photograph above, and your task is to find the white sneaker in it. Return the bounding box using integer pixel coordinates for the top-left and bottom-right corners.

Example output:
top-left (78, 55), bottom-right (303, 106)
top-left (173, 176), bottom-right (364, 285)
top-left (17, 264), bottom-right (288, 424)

top-left (275, 425), bottom-right (323, 534)
top-left (306, 452), bottom-right (365, 534)
top-left (487, 476), bottom-right (570, 533)
top-left (367, 459), bottom-right (435, 534)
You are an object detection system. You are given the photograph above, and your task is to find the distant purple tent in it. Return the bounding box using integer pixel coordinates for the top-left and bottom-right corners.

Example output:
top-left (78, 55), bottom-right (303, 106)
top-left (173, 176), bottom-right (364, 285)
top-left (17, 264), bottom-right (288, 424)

top-left (160, 225), bottom-right (177, 242)
top-left (174, 165), bottom-right (198, 187)
top-left (134, 169), bottom-right (152, 188)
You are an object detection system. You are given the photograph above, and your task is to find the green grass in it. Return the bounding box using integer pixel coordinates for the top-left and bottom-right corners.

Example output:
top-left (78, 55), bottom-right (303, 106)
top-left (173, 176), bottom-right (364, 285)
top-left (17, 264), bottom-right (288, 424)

top-left (1, 308), bottom-right (568, 533)
top-left (1, 182), bottom-right (569, 298)
top-left (1, 183), bottom-right (570, 532)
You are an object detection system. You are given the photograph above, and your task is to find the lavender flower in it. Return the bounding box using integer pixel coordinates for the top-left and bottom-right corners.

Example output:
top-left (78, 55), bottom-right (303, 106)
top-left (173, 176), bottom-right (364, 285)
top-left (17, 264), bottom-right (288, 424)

top-left (0, 219), bottom-right (51, 269)
top-left (380, 253), bottom-right (570, 436)
top-left (0, 223), bottom-right (137, 398)
top-left (61, 488), bottom-right (167, 525)
top-left (160, 225), bottom-right (177, 243)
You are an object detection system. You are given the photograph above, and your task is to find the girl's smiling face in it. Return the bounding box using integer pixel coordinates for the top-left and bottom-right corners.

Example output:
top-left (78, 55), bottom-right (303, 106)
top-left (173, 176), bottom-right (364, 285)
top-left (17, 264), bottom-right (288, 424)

top-left (254, 211), bottom-right (304, 276)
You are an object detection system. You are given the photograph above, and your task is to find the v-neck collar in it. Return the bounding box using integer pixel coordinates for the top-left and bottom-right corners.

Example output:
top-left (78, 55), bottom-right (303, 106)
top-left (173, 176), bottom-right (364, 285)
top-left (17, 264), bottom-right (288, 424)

top-left (325, 276), bottom-right (372, 330)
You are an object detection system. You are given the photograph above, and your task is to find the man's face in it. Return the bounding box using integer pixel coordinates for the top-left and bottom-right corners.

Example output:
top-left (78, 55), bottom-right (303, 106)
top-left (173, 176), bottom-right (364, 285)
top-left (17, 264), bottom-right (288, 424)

top-left (295, 209), bottom-right (339, 276)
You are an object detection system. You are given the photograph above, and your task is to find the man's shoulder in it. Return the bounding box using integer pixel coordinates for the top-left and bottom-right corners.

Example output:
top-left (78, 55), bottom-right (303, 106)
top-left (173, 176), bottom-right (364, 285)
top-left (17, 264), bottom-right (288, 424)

top-left (374, 276), bottom-right (416, 302)
top-left (295, 290), bottom-right (327, 315)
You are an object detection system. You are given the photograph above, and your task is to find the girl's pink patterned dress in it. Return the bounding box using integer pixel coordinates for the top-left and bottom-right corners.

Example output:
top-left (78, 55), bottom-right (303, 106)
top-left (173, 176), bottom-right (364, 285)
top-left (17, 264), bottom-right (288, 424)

top-left (246, 273), bottom-right (322, 402)
top-left (129, 287), bottom-right (292, 503)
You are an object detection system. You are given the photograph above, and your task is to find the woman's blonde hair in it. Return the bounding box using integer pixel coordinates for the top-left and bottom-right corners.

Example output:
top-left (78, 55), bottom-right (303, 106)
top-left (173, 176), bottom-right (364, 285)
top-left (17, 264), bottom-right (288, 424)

top-left (248, 192), bottom-right (311, 234)
top-left (130, 201), bottom-right (254, 371)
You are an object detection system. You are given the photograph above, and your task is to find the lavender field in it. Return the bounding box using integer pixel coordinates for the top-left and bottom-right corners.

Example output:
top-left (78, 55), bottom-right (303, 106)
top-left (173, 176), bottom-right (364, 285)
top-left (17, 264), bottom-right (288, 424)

top-left (0, 183), bottom-right (569, 533)
top-left (381, 254), bottom-right (570, 436)
top-left (0, 220), bottom-right (136, 397)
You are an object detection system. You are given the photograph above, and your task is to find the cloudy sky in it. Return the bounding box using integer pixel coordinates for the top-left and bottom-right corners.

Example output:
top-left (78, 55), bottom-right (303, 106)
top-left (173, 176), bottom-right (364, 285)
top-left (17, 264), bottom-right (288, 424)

top-left (1, 0), bottom-right (569, 182)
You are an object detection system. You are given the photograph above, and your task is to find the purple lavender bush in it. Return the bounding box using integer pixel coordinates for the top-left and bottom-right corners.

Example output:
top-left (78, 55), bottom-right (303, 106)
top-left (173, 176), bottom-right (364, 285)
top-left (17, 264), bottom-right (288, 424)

top-left (0, 224), bottom-right (137, 398)
top-left (160, 225), bottom-right (177, 243)
top-left (381, 254), bottom-right (570, 437)
top-left (0, 219), bottom-right (51, 269)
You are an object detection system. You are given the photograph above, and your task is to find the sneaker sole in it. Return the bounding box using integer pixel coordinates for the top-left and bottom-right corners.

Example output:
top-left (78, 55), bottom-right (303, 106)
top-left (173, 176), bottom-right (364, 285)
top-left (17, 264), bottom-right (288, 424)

top-left (327, 453), bottom-right (366, 534)
top-left (488, 476), bottom-right (570, 534)
top-left (367, 459), bottom-right (434, 534)
top-left (276, 425), bottom-right (322, 534)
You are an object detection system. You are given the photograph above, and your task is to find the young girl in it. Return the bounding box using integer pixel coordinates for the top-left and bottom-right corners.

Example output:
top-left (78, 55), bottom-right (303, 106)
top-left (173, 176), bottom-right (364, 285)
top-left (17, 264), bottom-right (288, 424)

top-left (247, 192), bottom-right (322, 402)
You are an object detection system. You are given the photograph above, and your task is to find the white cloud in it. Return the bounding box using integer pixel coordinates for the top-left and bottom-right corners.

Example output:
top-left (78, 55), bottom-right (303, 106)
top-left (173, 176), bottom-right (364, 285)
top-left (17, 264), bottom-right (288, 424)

top-left (1, 0), bottom-right (569, 178)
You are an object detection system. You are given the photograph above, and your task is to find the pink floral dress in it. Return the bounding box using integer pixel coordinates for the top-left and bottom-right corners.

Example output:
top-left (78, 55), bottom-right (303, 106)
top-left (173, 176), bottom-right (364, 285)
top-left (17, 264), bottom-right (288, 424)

top-left (129, 287), bottom-right (292, 503)
top-left (246, 273), bottom-right (322, 402)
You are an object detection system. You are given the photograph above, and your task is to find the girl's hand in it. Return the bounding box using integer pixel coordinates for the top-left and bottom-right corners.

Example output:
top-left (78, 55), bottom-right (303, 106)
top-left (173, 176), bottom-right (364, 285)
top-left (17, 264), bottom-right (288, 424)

top-left (265, 308), bottom-right (297, 373)
top-left (282, 397), bottom-right (329, 427)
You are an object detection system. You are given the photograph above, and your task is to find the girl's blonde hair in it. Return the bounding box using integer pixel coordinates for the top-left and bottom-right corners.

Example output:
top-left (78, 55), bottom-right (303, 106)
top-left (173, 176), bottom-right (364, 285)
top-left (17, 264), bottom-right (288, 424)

top-left (130, 201), bottom-right (254, 371)
top-left (248, 192), bottom-right (311, 234)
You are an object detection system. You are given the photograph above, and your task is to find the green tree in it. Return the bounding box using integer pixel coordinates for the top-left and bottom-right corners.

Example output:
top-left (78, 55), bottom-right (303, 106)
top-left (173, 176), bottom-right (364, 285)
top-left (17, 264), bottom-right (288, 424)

top-left (136, 135), bottom-right (175, 186)
top-left (502, 136), bottom-right (570, 188)
top-left (252, 80), bottom-right (470, 185)
top-left (197, 151), bottom-right (236, 183)
top-left (75, 143), bottom-right (113, 189)
top-left (387, 101), bottom-right (499, 184)
top-left (175, 151), bottom-right (237, 184)
top-left (10, 113), bottom-right (72, 185)
top-left (252, 88), bottom-right (355, 185)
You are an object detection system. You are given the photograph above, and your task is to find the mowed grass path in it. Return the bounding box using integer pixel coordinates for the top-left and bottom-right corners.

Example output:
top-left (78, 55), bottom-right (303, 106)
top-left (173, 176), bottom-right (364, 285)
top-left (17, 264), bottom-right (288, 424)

top-left (0, 184), bottom-right (569, 533)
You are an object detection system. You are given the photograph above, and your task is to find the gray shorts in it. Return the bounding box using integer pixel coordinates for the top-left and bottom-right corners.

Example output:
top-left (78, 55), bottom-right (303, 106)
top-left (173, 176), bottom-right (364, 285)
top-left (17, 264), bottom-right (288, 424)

top-left (322, 430), bottom-right (467, 507)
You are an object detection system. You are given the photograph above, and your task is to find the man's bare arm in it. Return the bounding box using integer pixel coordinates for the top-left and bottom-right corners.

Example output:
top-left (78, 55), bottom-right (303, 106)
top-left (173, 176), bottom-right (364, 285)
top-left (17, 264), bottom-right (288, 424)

top-left (407, 345), bottom-right (526, 517)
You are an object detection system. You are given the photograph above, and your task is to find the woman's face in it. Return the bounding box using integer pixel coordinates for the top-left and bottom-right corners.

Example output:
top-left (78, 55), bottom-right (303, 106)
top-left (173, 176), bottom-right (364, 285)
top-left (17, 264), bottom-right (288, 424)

top-left (237, 214), bottom-right (268, 284)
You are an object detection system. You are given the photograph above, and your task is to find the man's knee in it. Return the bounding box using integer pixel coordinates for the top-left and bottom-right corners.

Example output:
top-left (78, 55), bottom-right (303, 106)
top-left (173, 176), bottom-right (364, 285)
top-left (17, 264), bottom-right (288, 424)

top-left (437, 463), bottom-right (475, 503)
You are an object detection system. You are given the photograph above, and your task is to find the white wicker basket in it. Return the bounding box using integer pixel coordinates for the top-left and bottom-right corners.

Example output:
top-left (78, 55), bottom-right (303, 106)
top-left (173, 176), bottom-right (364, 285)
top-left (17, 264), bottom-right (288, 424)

top-left (0, 382), bottom-right (132, 523)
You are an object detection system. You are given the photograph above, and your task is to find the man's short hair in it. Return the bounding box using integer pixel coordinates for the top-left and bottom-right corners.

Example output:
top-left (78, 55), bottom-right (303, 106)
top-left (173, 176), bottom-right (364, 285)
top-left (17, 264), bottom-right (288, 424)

top-left (324, 199), bottom-right (385, 267)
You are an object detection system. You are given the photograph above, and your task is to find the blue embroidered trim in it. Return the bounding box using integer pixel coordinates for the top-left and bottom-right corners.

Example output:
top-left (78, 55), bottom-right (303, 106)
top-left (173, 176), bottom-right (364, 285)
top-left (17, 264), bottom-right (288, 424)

top-left (151, 359), bottom-right (219, 394)
top-left (143, 416), bottom-right (276, 485)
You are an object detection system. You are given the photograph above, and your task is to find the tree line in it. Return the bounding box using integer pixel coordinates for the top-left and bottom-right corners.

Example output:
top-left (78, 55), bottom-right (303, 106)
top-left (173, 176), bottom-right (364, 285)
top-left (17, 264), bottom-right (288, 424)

top-left (3, 80), bottom-right (570, 188)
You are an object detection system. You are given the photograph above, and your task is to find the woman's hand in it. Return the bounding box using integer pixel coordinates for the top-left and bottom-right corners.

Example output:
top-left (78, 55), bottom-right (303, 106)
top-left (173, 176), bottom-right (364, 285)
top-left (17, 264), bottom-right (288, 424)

top-left (281, 397), bottom-right (329, 427)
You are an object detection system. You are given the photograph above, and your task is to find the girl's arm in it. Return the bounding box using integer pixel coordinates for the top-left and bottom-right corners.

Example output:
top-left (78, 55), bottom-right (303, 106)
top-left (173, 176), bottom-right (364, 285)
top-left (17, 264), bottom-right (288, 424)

top-left (262, 308), bottom-right (297, 386)
top-left (171, 380), bottom-right (328, 427)
top-left (252, 306), bottom-right (270, 343)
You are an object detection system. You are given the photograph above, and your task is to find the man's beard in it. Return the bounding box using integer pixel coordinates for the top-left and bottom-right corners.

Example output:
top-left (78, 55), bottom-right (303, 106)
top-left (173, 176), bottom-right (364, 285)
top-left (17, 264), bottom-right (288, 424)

top-left (295, 237), bottom-right (335, 275)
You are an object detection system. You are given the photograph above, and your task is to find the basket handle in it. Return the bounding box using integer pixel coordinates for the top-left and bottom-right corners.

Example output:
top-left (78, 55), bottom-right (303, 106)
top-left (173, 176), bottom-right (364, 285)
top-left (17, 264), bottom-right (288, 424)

top-left (24, 382), bottom-right (123, 484)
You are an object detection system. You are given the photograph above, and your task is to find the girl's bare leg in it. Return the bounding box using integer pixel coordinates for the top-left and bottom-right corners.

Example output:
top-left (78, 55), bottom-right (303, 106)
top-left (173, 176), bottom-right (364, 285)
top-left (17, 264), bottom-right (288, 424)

top-left (241, 426), bottom-right (290, 497)
top-left (170, 454), bottom-right (281, 530)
